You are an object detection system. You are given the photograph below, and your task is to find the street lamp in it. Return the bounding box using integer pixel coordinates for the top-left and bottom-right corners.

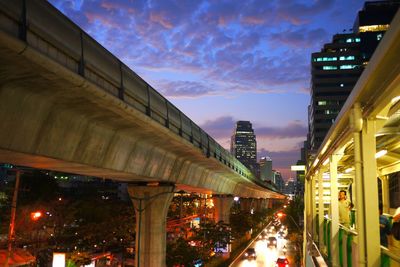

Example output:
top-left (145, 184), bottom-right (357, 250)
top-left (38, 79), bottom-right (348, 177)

top-left (30, 211), bottom-right (43, 221)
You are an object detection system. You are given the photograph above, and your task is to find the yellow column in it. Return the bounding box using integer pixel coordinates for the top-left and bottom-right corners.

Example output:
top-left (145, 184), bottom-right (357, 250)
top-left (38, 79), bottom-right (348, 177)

top-left (318, 171), bottom-right (325, 247)
top-left (330, 154), bottom-right (340, 267)
top-left (311, 176), bottom-right (318, 242)
top-left (380, 175), bottom-right (390, 214)
top-left (361, 118), bottom-right (380, 266)
top-left (352, 103), bottom-right (366, 267)
top-left (303, 178), bottom-right (310, 266)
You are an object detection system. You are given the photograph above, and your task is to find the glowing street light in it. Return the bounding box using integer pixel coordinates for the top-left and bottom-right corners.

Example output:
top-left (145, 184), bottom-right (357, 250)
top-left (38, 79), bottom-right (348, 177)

top-left (30, 211), bottom-right (42, 221)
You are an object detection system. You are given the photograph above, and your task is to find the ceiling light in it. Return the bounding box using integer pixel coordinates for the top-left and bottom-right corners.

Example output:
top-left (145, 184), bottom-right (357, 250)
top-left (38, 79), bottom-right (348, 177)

top-left (375, 149), bottom-right (387, 158)
top-left (391, 95), bottom-right (400, 105)
top-left (345, 167), bottom-right (354, 173)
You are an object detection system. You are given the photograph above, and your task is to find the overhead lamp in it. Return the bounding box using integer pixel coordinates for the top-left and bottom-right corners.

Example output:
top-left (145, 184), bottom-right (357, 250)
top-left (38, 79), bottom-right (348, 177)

top-left (391, 95), bottom-right (400, 105)
top-left (375, 149), bottom-right (387, 158)
top-left (345, 167), bottom-right (354, 173)
top-left (376, 115), bottom-right (389, 120)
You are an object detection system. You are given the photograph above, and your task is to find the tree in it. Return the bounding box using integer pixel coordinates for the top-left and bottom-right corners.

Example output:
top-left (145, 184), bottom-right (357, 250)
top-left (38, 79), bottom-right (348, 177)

top-left (230, 212), bottom-right (252, 238)
top-left (191, 220), bottom-right (231, 261)
top-left (166, 237), bottom-right (199, 267)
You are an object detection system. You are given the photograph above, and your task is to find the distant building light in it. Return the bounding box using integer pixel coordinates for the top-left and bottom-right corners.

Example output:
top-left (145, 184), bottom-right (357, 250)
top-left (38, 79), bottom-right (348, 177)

top-left (291, 165), bottom-right (305, 171)
top-left (358, 24), bottom-right (389, 33)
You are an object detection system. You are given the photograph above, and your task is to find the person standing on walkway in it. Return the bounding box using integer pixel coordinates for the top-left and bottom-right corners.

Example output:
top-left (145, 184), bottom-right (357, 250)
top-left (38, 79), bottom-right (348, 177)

top-left (338, 190), bottom-right (351, 227)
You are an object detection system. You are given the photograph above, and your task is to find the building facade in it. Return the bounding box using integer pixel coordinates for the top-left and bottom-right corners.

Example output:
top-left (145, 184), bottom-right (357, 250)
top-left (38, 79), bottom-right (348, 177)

top-left (308, 0), bottom-right (400, 152)
top-left (259, 156), bottom-right (273, 181)
top-left (230, 121), bottom-right (258, 174)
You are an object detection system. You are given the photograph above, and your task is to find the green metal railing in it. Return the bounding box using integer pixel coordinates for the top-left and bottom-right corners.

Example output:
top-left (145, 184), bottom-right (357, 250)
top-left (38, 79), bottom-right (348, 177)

top-left (327, 220), bottom-right (331, 263)
top-left (381, 246), bottom-right (400, 267)
top-left (346, 231), bottom-right (353, 267)
top-left (339, 228), bottom-right (344, 266)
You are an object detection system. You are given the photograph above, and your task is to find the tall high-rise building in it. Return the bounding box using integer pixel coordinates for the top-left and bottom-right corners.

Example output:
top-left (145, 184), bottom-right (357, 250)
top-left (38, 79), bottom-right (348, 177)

top-left (259, 156), bottom-right (273, 181)
top-left (230, 121), bottom-right (257, 174)
top-left (272, 170), bottom-right (285, 192)
top-left (308, 0), bottom-right (400, 152)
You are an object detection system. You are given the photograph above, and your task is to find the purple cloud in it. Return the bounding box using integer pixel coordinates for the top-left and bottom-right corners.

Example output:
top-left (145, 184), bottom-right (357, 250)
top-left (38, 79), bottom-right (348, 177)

top-left (155, 80), bottom-right (216, 98)
top-left (201, 116), bottom-right (307, 141)
top-left (256, 121), bottom-right (307, 139)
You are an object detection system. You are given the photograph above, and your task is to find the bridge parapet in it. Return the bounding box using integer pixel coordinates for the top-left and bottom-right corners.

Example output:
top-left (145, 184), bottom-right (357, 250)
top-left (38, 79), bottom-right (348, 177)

top-left (0, 0), bottom-right (265, 184)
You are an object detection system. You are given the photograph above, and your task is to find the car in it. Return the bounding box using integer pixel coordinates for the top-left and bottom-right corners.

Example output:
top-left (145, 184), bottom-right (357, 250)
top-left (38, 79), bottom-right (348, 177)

top-left (267, 236), bottom-right (277, 247)
top-left (258, 232), bottom-right (267, 240)
top-left (243, 247), bottom-right (256, 260)
top-left (278, 231), bottom-right (286, 238)
top-left (193, 259), bottom-right (203, 267)
top-left (275, 256), bottom-right (289, 267)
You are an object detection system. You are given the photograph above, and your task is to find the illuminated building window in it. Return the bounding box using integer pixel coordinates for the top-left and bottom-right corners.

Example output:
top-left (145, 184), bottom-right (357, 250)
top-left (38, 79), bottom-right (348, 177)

top-left (358, 24), bottom-right (389, 33)
top-left (377, 33), bottom-right (383, 41)
top-left (318, 101), bottom-right (327, 106)
top-left (322, 66), bottom-right (337, 70)
top-left (315, 57), bottom-right (337, 62)
top-left (340, 65), bottom-right (357, 69)
top-left (355, 37), bottom-right (361, 42)
top-left (339, 55), bottom-right (355, 61)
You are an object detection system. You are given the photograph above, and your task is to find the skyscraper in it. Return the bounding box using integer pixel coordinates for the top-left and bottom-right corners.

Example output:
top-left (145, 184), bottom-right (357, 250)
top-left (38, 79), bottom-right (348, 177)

top-left (259, 156), bottom-right (273, 181)
top-left (230, 121), bottom-right (257, 174)
top-left (308, 0), bottom-right (400, 152)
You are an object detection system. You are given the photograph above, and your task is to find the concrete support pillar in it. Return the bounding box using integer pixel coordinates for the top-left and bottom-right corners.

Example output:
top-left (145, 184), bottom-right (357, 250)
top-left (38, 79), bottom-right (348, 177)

top-left (265, 199), bottom-right (271, 209)
top-left (260, 198), bottom-right (268, 211)
top-left (360, 118), bottom-right (380, 266)
top-left (213, 195), bottom-right (234, 224)
top-left (127, 185), bottom-right (175, 267)
top-left (330, 154), bottom-right (340, 267)
top-left (240, 198), bottom-right (251, 212)
top-left (380, 175), bottom-right (390, 214)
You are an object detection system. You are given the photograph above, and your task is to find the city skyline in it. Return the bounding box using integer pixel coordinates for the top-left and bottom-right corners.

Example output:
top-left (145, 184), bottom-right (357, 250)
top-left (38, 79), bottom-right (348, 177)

top-left (49, 0), bottom-right (367, 179)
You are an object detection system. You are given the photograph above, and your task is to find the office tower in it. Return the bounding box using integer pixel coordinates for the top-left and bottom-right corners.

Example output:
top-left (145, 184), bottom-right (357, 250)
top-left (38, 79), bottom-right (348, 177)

top-left (230, 121), bottom-right (257, 174)
top-left (308, 0), bottom-right (400, 152)
top-left (259, 156), bottom-right (273, 181)
top-left (272, 170), bottom-right (284, 192)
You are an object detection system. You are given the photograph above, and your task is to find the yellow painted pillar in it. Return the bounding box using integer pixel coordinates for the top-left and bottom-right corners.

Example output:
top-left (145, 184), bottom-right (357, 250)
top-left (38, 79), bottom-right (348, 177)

top-left (303, 178), bottom-right (310, 267)
top-left (352, 103), bottom-right (366, 267)
top-left (318, 171), bottom-right (325, 247)
top-left (311, 176), bottom-right (318, 242)
top-left (380, 175), bottom-right (390, 214)
top-left (330, 154), bottom-right (340, 267)
top-left (361, 118), bottom-right (380, 267)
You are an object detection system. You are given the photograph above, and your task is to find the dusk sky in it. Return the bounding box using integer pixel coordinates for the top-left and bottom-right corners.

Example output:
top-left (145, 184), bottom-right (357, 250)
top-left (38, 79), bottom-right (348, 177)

top-left (49, 0), bottom-right (366, 180)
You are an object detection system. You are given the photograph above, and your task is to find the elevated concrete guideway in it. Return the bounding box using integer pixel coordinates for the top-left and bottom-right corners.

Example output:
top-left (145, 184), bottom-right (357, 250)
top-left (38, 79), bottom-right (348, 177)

top-left (0, 1), bottom-right (284, 200)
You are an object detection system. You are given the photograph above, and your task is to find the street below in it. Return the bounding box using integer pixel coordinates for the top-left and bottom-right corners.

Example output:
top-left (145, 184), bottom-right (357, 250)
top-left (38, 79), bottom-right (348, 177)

top-left (230, 220), bottom-right (298, 267)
